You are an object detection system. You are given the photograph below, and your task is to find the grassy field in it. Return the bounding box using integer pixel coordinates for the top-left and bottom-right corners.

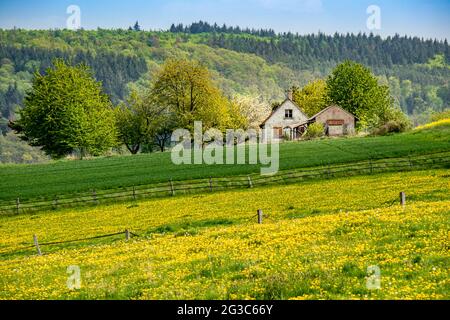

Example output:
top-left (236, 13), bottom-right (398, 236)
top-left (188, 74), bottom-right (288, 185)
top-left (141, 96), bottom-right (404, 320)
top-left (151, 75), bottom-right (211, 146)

top-left (1, 169), bottom-right (449, 299)
top-left (0, 124), bottom-right (449, 202)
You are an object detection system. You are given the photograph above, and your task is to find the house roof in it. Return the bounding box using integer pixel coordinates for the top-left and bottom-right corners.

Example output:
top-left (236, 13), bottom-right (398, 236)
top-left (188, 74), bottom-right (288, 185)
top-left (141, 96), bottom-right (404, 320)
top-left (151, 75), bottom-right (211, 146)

top-left (260, 98), bottom-right (308, 128)
top-left (308, 105), bottom-right (359, 121)
top-left (285, 121), bottom-right (309, 129)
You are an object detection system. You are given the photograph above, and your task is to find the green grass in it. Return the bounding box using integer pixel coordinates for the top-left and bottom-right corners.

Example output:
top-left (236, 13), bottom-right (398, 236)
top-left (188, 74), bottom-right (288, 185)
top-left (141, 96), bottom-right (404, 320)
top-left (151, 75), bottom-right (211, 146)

top-left (0, 125), bottom-right (449, 202)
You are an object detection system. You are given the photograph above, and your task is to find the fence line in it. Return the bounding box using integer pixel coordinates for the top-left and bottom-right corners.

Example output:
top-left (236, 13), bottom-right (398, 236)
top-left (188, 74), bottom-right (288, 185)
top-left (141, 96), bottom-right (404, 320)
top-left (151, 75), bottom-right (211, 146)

top-left (0, 230), bottom-right (140, 256)
top-left (4, 193), bottom-right (413, 256)
top-left (1, 151), bottom-right (449, 215)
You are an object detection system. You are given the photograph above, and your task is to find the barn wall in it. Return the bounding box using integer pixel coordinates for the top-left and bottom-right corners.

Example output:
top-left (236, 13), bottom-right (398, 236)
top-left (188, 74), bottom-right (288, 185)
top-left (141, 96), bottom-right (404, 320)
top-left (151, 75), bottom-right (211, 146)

top-left (315, 106), bottom-right (356, 136)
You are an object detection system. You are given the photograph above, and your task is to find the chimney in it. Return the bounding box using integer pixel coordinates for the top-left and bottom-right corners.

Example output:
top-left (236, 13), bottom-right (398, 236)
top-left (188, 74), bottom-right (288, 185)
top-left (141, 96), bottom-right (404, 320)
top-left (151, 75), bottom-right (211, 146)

top-left (286, 89), bottom-right (293, 101)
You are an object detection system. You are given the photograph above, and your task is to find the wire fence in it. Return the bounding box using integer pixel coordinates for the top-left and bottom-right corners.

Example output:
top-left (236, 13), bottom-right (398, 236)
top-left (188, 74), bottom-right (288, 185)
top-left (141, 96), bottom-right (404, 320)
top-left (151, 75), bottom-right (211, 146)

top-left (1, 196), bottom-right (407, 257)
top-left (0, 229), bottom-right (141, 257)
top-left (1, 151), bottom-right (449, 215)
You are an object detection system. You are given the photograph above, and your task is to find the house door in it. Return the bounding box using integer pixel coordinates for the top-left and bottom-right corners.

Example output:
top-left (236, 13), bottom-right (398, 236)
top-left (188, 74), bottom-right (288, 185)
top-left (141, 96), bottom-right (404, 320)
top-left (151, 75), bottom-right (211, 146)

top-left (273, 127), bottom-right (282, 139)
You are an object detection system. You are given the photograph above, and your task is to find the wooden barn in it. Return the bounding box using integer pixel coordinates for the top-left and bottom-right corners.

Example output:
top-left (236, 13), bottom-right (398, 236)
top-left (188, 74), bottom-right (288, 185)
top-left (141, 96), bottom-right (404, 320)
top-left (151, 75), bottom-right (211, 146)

top-left (260, 96), bottom-right (357, 140)
top-left (298, 105), bottom-right (358, 137)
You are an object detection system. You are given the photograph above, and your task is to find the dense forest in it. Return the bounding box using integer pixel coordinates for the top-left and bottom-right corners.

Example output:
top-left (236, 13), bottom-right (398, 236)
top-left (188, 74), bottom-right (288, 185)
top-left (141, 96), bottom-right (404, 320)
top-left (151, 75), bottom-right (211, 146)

top-left (0, 23), bottom-right (449, 163)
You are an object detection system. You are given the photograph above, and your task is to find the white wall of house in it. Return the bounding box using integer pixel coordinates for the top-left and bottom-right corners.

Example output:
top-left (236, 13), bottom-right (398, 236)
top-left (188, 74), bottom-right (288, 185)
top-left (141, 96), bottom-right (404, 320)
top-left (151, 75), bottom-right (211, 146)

top-left (261, 100), bottom-right (308, 141)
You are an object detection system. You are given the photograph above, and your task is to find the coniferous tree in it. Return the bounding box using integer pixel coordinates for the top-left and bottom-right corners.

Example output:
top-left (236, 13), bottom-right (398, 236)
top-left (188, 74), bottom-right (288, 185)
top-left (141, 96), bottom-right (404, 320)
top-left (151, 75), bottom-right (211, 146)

top-left (133, 21), bottom-right (141, 31)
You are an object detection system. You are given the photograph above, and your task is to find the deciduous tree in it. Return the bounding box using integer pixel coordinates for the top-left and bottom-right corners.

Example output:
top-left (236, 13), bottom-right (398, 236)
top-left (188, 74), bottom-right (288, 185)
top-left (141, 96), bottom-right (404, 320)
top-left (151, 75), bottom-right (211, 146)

top-left (292, 80), bottom-right (328, 117)
top-left (10, 59), bottom-right (117, 158)
top-left (150, 59), bottom-right (230, 132)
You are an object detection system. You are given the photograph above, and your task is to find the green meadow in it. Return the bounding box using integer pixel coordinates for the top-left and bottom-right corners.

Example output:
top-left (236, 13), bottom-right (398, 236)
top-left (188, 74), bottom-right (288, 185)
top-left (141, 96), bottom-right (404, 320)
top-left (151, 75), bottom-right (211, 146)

top-left (0, 124), bottom-right (449, 202)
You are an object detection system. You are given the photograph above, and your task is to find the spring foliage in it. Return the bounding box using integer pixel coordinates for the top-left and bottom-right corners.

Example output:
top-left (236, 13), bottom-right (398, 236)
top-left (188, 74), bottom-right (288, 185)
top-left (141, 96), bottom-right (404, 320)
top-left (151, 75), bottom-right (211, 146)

top-left (11, 59), bottom-right (117, 158)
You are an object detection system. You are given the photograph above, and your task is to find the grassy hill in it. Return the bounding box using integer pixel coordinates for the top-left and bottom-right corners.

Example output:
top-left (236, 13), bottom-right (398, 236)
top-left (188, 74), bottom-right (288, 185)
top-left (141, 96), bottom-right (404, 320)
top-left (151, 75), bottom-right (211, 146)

top-left (0, 124), bottom-right (449, 203)
top-left (1, 169), bottom-right (448, 299)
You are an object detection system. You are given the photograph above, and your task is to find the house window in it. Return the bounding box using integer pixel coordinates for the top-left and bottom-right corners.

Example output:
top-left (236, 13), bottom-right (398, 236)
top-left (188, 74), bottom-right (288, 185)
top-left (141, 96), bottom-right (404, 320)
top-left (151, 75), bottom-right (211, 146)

top-left (285, 109), bottom-right (293, 119)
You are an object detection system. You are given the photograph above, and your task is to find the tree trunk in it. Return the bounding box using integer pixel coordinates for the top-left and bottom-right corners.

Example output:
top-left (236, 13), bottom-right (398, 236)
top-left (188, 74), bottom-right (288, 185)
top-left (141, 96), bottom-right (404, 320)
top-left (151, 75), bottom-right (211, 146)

top-left (126, 144), bottom-right (140, 155)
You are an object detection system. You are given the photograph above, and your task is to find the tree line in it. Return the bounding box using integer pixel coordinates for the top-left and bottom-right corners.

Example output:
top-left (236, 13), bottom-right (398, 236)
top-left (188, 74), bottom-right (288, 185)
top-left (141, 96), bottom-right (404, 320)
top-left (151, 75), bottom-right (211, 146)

top-left (170, 21), bottom-right (277, 37)
top-left (205, 32), bottom-right (450, 70)
top-left (0, 44), bottom-right (147, 101)
top-left (9, 58), bottom-right (248, 158)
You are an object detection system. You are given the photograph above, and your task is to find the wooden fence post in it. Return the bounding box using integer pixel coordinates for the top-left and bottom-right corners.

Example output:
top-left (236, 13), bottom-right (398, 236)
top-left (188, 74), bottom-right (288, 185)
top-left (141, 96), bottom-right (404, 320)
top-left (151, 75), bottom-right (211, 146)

top-left (125, 229), bottom-right (130, 241)
top-left (16, 198), bottom-right (20, 215)
top-left (132, 186), bottom-right (136, 201)
top-left (369, 158), bottom-right (373, 174)
top-left (33, 234), bottom-right (42, 256)
top-left (92, 189), bottom-right (97, 204)
top-left (53, 195), bottom-right (58, 210)
top-left (247, 176), bottom-right (253, 188)
top-left (209, 177), bottom-right (213, 192)
top-left (169, 179), bottom-right (175, 196)
top-left (257, 209), bottom-right (263, 224)
top-left (400, 192), bottom-right (406, 207)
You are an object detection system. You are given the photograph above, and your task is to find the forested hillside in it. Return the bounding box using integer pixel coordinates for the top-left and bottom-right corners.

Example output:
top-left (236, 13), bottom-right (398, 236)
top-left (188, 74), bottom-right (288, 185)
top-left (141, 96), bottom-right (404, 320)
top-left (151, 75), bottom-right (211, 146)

top-left (0, 23), bottom-right (449, 162)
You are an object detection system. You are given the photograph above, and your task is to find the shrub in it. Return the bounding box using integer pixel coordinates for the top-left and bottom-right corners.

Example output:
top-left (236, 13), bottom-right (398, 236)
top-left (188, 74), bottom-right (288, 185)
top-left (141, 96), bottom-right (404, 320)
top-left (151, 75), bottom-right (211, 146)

top-left (370, 108), bottom-right (411, 135)
top-left (373, 120), bottom-right (407, 135)
top-left (304, 122), bottom-right (324, 139)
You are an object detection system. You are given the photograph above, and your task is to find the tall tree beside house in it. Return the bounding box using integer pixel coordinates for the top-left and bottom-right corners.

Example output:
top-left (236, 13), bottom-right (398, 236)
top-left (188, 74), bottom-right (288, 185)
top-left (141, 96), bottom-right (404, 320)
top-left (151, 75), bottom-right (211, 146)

top-left (9, 59), bottom-right (117, 158)
top-left (150, 58), bottom-right (231, 132)
top-left (326, 60), bottom-right (410, 131)
top-left (292, 79), bottom-right (328, 117)
top-left (227, 99), bottom-right (249, 130)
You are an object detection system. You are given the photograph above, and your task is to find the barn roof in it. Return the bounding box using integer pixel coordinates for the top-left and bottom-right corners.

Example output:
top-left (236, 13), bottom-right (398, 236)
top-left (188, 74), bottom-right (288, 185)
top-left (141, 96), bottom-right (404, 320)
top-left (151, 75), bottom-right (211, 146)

top-left (308, 105), bottom-right (359, 121)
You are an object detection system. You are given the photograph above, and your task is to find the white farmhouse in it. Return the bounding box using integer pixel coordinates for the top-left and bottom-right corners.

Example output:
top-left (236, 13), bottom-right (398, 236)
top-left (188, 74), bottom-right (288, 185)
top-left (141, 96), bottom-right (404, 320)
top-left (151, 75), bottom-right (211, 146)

top-left (260, 91), bottom-right (309, 141)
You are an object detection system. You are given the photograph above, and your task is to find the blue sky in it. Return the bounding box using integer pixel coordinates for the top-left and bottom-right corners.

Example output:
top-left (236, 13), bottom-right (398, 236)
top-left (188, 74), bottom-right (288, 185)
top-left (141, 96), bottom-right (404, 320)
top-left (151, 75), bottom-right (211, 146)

top-left (0, 0), bottom-right (448, 39)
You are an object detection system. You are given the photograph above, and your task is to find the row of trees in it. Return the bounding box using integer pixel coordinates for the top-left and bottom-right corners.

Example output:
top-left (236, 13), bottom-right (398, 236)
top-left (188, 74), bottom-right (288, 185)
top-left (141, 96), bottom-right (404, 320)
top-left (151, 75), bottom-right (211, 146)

top-left (170, 21), bottom-right (277, 37)
top-left (10, 58), bottom-right (248, 158)
top-left (206, 32), bottom-right (450, 69)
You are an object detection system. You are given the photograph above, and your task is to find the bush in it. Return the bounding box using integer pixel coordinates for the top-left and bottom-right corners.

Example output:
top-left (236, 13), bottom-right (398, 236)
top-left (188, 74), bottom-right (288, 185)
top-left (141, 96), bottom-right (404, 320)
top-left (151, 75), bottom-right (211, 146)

top-left (372, 121), bottom-right (406, 135)
top-left (304, 122), bottom-right (324, 139)
top-left (370, 108), bottom-right (411, 135)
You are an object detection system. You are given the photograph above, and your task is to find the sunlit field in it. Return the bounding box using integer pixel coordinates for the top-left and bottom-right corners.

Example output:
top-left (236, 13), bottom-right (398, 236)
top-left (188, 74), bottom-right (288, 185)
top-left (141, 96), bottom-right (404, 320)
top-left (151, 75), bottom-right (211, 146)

top-left (1, 169), bottom-right (448, 300)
